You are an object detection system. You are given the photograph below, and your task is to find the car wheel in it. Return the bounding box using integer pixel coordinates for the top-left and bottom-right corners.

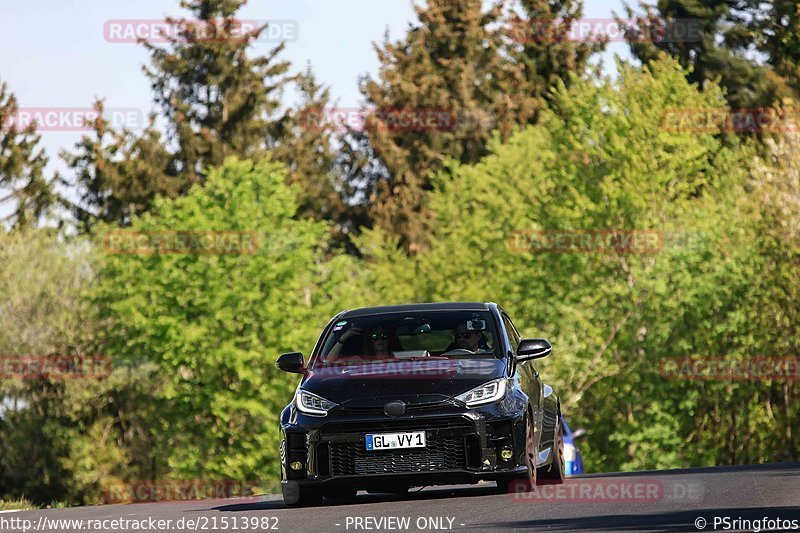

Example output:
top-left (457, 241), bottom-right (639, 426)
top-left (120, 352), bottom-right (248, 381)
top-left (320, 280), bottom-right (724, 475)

top-left (537, 418), bottom-right (565, 485)
top-left (497, 412), bottom-right (537, 493)
top-left (282, 483), bottom-right (323, 507)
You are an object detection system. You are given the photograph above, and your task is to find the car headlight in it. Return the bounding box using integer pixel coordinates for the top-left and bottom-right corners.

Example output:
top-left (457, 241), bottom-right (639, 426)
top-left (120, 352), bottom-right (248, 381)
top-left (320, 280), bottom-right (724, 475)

top-left (455, 378), bottom-right (507, 407)
top-left (295, 389), bottom-right (337, 416)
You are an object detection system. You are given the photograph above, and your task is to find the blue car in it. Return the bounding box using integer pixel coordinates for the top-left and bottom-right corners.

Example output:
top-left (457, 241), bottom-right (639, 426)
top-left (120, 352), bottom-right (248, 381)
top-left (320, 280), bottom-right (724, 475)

top-left (561, 418), bottom-right (586, 476)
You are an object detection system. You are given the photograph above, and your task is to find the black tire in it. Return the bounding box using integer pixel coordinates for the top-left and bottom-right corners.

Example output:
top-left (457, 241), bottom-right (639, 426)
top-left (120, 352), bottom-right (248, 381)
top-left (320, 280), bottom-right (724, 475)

top-left (497, 412), bottom-right (537, 493)
top-left (282, 483), bottom-right (323, 507)
top-left (537, 417), bottom-right (565, 485)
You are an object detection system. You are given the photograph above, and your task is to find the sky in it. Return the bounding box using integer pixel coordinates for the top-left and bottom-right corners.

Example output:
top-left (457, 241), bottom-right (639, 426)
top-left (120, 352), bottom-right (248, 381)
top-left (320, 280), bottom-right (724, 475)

top-left (0, 0), bottom-right (632, 189)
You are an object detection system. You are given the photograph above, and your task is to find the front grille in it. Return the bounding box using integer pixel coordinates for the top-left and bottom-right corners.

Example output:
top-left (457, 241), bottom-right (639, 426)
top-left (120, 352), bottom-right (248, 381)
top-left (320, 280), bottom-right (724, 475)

top-left (321, 417), bottom-right (473, 477)
top-left (329, 435), bottom-right (465, 476)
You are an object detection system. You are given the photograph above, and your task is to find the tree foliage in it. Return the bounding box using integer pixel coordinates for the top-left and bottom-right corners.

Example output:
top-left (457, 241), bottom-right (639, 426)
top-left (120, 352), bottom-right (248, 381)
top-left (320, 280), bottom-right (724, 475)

top-left (141, 1), bottom-right (291, 185)
top-left (0, 81), bottom-right (55, 229)
top-left (62, 100), bottom-right (178, 228)
top-left (270, 66), bottom-right (352, 239)
top-left (3, 0), bottom-right (800, 507)
top-left (64, 1), bottom-right (345, 233)
top-left (352, 0), bottom-right (600, 251)
top-left (0, 229), bottom-right (161, 505)
top-left (510, 0), bottom-right (604, 114)
top-left (92, 158), bottom-right (338, 482)
top-left (756, 0), bottom-right (800, 96)
top-left (341, 57), bottom-right (797, 470)
top-left (622, 0), bottom-right (796, 110)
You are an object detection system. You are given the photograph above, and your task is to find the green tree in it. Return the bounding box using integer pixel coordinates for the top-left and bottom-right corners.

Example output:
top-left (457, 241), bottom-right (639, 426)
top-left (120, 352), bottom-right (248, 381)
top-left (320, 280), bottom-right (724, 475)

top-left (0, 229), bottom-right (161, 505)
top-left (62, 100), bottom-right (178, 229)
top-left (349, 0), bottom-right (601, 252)
top-left (142, 1), bottom-right (291, 185)
top-left (344, 57), bottom-right (797, 471)
top-left (756, 0), bottom-right (800, 96)
top-left (352, 0), bottom-right (529, 251)
top-left (621, 0), bottom-right (793, 110)
top-left (93, 157), bottom-right (336, 481)
top-left (0, 81), bottom-right (55, 229)
top-left (271, 66), bottom-right (354, 242)
top-left (509, 0), bottom-right (604, 118)
top-left (734, 132), bottom-right (800, 460)
top-left (64, 0), bottom-right (296, 229)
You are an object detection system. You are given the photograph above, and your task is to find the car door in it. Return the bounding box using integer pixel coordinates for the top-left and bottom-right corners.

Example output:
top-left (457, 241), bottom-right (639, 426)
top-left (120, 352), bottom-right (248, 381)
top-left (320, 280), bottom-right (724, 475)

top-left (501, 312), bottom-right (544, 434)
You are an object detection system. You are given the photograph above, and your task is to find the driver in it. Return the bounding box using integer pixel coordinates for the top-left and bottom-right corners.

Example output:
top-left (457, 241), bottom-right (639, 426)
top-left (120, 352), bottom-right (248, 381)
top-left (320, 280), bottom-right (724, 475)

top-left (446, 321), bottom-right (490, 352)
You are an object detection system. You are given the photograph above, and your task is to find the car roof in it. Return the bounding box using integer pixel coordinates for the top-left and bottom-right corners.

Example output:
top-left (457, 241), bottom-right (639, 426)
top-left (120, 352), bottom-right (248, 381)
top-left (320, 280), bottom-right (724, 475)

top-left (339, 302), bottom-right (495, 319)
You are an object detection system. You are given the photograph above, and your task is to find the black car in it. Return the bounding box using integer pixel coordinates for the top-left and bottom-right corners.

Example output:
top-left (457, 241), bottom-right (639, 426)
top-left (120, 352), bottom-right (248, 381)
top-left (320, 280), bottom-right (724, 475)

top-left (276, 302), bottom-right (564, 506)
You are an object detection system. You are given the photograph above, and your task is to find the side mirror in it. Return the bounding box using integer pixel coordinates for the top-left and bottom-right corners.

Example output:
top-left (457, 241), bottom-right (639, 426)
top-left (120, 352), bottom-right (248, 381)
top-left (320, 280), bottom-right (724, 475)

top-left (571, 428), bottom-right (587, 440)
top-left (276, 352), bottom-right (305, 374)
top-left (517, 338), bottom-right (552, 360)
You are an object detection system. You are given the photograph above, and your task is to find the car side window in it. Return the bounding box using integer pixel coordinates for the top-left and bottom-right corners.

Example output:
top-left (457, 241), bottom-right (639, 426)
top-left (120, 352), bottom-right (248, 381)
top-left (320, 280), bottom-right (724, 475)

top-left (501, 313), bottom-right (520, 351)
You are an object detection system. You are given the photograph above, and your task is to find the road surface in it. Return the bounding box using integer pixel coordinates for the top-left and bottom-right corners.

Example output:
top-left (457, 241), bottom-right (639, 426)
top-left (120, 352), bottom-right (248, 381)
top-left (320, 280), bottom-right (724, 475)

top-left (3, 463), bottom-right (799, 532)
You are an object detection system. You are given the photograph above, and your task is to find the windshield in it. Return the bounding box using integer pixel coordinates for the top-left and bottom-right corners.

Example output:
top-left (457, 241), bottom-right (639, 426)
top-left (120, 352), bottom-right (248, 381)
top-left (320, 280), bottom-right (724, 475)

top-left (313, 310), bottom-right (501, 367)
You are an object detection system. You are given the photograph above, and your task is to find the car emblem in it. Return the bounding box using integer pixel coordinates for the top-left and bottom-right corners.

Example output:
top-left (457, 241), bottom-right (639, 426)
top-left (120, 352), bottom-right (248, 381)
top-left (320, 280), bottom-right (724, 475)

top-left (384, 400), bottom-right (406, 417)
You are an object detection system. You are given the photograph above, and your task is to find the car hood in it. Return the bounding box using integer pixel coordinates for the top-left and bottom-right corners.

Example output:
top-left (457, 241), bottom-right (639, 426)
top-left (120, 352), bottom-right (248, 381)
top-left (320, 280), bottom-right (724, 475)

top-left (301, 358), bottom-right (506, 407)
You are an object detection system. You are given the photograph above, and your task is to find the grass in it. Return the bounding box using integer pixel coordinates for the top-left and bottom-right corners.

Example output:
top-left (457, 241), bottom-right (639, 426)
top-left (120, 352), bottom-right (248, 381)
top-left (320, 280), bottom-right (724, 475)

top-left (47, 500), bottom-right (72, 509)
top-left (0, 498), bottom-right (36, 511)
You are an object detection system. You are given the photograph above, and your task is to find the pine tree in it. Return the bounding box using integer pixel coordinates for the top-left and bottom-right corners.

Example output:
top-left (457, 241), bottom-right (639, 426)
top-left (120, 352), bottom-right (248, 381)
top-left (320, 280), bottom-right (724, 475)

top-left (354, 0), bottom-right (528, 252)
top-left (621, 0), bottom-right (793, 111)
top-left (141, 0), bottom-right (291, 185)
top-left (336, 128), bottom-right (385, 252)
top-left (63, 1), bottom-right (296, 229)
top-left (509, 0), bottom-right (604, 122)
top-left (270, 67), bottom-right (350, 235)
top-left (756, 0), bottom-right (800, 97)
top-left (62, 100), bottom-right (178, 228)
top-left (348, 0), bottom-right (600, 252)
top-left (0, 81), bottom-right (55, 230)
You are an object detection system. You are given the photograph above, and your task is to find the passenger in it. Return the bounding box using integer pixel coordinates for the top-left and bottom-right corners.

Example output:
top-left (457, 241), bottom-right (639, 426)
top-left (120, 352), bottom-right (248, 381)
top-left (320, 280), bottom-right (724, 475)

top-left (326, 325), bottom-right (401, 363)
top-left (360, 326), bottom-right (399, 358)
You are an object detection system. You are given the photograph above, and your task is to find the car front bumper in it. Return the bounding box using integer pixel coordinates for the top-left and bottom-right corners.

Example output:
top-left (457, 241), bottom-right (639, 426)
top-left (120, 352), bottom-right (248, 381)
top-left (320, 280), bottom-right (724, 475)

top-left (279, 399), bottom-right (528, 490)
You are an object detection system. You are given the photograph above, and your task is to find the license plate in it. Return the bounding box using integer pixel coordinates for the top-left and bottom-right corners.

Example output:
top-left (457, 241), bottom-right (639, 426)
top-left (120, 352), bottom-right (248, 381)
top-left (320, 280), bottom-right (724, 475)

top-left (365, 431), bottom-right (426, 451)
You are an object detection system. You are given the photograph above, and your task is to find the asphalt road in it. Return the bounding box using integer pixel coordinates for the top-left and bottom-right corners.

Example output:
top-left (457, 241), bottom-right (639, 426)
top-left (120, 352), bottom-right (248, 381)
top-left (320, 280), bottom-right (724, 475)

top-left (3, 463), bottom-right (799, 533)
